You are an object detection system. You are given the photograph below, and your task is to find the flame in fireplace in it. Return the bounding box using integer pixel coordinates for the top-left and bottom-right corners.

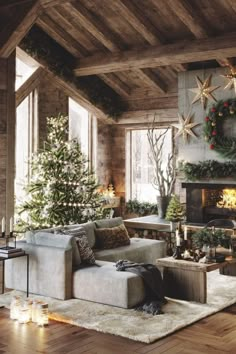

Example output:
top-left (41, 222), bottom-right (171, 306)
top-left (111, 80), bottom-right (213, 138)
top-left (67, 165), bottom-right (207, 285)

top-left (217, 189), bottom-right (236, 209)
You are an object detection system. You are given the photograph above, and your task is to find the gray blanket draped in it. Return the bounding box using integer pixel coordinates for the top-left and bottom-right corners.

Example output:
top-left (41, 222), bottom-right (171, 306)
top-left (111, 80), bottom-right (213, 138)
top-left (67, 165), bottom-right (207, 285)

top-left (115, 260), bottom-right (167, 315)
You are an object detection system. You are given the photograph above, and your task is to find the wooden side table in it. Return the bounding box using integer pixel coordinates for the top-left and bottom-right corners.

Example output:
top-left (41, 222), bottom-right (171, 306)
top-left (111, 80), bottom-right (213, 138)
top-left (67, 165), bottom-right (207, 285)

top-left (156, 257), bottom-right (231, 303)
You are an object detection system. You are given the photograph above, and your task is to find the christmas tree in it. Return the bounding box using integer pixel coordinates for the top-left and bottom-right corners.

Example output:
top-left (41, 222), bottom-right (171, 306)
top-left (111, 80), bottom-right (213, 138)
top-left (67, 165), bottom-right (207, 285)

top-left (16, 114), bottom-right (104, 230)
top-left (165, 195), bottom-right (185, 222)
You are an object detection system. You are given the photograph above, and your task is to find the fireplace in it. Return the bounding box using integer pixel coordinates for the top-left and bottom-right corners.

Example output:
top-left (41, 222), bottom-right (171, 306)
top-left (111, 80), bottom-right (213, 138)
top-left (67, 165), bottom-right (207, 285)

top-left (182, 182), bottom-right (236, 224)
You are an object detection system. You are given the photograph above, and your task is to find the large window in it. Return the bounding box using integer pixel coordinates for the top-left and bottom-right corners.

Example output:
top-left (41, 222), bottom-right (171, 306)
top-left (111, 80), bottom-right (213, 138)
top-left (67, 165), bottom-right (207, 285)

top-left (69, 98), bottom-right (97, 169)
top-left (126, 128), bottom-right (172, 203)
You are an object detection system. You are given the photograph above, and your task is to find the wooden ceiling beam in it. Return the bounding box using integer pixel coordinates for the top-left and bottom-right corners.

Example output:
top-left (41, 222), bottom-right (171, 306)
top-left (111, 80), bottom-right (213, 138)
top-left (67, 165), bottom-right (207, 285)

top-left (0, 0), bottom-right (41, 58)
top-left (64, 2), bottom-right (122, 52)
top-left (167, 0), bottom-right (209, 39)
top-left (112, 0), bottom-right (161, 46)
top-left (99, 73), bottom-right (131, 98)
top-left (136, 69), bottom-right (167, 94)
top-left (74, 32), bottom-right (236, 76)
top-left (40, 0), bottom-right (71, 7)
top-left (167, 0), bottom-right (231, 67)
top-left (37, 13), bottom-right (85, 57)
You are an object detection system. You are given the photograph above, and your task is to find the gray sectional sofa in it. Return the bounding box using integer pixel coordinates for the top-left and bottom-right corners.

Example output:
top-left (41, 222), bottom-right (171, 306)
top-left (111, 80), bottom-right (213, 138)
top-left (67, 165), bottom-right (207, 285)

top-left (5, 217), bottom-right (166, 308)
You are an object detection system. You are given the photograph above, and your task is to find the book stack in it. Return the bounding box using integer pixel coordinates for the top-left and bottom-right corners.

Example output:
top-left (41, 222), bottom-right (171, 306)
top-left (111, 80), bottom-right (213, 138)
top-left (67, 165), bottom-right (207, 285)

top-left (0, 247), bottom-right (25, 258)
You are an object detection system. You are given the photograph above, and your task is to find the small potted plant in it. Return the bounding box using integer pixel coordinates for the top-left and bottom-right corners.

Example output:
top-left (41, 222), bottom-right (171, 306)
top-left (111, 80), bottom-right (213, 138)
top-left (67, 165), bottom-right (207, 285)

top-left (192, 228), bottom-right (231, 262)
top-left (165, 194), bottom-right (185, 231)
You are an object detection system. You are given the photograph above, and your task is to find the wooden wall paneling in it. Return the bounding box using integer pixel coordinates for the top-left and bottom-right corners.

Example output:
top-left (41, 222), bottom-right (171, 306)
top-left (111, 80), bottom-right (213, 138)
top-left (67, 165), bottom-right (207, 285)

top-left (0, 0), bottom-right (41, 58)
top-left (96, 121), bottom-right (113, 187)
top-left (74, 32), bottom-right (236, 75)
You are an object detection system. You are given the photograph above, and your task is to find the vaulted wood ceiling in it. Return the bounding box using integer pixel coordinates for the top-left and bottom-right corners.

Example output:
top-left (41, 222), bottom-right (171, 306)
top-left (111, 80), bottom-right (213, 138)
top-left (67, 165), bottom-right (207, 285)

top-left (1, 0), bottom-right (236, 119)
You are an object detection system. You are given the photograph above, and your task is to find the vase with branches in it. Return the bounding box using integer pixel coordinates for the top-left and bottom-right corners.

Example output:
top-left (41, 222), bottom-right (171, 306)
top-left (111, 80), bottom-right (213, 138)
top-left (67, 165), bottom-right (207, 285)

top-left (147, 122), bottom-right (176, 218)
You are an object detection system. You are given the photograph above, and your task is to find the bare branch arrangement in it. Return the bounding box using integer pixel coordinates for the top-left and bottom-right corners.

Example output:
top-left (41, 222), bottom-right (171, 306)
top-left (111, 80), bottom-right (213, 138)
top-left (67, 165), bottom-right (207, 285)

top-left (147, 121), bottom-right (176, 197)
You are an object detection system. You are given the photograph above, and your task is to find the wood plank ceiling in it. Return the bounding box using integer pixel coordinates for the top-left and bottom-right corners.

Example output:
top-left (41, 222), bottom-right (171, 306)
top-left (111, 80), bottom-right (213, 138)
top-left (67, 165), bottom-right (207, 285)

top-left (2, 0), bottom-right (236, 117)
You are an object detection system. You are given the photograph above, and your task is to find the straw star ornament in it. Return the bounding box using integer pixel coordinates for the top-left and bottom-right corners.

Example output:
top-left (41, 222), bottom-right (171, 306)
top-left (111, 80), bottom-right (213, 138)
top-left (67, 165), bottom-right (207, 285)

top-left (172, 112), bottom-right (200, 144)
top-left (222, 67), bottom-right (236, 96)
top-left (189, 75), bottom-right (219, 109)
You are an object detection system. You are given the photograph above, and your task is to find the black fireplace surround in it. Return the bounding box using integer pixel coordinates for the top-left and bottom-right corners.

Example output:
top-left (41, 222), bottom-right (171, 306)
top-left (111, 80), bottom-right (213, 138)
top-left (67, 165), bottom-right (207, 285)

top-left (182, 182), bottom-right (236, 224)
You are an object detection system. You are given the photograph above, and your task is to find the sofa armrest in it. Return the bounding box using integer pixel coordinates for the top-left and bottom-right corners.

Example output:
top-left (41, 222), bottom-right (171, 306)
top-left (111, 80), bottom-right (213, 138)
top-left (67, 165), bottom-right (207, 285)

top-left (5, 241), bottom-right (73, 300)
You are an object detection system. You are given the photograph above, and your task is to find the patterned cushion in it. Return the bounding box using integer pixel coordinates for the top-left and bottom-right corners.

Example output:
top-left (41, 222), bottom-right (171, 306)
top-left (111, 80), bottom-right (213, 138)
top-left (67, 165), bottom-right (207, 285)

top-left (63, 227), bottom-right (96, 265)
top-left (95, 224), bottom-right (130, 249)
top-left (95, 217), bottom-right (123, 229)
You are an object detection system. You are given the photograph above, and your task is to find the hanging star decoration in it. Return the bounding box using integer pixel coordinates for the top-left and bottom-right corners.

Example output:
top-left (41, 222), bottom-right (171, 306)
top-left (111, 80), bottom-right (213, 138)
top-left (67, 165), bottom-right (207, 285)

top-left (172, 111), bottom-right (201, 144)
top-left (189, 75), bottom-right (219, 109)
top-left (221, 66), bottom-right (236, 96)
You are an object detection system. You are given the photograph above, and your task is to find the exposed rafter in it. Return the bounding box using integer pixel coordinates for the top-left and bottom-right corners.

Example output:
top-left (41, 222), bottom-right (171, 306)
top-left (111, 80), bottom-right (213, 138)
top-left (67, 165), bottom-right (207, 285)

top-left (40, 0), bottom-right (71, 7)
top-left (99, 73), bottom-right (131, 98)
top-left (37, 13), bottom-right (86, 57)
top-left (0, 0), bottom-right (41, 58)
top-left (74, 32), bottom-right (236, 76)
top-left (64, 1), bottom-right (169, 95)
top-left (136, 69), bottom-right (167, 94)
top-left (167, 0), bottom-right (231, 67)
top-left (64, 2), bottom-right (122, 52)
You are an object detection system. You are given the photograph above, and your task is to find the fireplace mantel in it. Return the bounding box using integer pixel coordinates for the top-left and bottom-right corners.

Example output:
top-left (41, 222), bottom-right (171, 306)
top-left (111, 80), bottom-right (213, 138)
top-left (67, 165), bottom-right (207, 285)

top-left (182, 182), bottom-right (236, 189)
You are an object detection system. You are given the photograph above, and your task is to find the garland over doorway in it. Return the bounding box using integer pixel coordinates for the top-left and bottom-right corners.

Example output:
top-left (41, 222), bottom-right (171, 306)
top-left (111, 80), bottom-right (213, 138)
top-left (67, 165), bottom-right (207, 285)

top-left (204, 98), bottom-right (236, 159)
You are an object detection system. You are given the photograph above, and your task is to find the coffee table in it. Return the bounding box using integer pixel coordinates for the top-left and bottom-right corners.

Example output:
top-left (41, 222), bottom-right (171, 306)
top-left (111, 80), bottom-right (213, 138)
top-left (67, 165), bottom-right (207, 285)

top-left (156, 257), bottom-right (236, 303)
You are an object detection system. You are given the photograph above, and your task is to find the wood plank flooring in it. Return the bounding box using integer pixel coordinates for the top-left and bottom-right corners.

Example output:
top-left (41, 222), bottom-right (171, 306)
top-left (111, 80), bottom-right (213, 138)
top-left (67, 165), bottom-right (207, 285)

top-left (1, 264), bottom-right (236, 353)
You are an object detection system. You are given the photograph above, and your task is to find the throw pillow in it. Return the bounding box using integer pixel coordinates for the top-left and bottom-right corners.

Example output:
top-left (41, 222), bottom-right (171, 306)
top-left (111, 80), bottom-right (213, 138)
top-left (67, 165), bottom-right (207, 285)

top-left (63, 226), bottom-right (96, 265)
top-left (95, 217), bottom-right (123, 229)
top-left (95, 224), bottom-right (130, 249)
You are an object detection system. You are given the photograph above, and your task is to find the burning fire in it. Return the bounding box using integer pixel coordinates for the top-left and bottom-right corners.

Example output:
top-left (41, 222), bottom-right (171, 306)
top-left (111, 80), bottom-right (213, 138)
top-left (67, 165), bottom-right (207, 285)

top-left (217, 189), bottom-right (236, 209)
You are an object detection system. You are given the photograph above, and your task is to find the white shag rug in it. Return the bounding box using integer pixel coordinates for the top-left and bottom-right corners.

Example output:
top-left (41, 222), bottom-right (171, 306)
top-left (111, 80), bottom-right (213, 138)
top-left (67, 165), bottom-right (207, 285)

top-left (1, 270), bottom-right (236, 344)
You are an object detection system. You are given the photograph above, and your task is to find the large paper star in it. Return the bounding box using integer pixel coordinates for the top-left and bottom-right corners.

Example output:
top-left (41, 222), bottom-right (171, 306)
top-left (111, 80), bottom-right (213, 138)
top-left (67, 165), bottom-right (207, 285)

top-left (189, 75), bottom-right (219, 109)
top-left (172, 112), bottom-right (200, 144)
top-left (222, 67), bottom-right (236, 96)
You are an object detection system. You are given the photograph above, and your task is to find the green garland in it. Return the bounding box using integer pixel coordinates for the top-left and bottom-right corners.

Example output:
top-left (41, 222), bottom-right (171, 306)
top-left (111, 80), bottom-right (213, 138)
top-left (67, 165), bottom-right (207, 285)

top-left (20, 26), bottom-right (127, 120)
top-left (126, 199), bottom-right (158, 216)
top-left (204, 98), bottom-right (236, 159)
top-left (180, 160), bottom-right (236, 181)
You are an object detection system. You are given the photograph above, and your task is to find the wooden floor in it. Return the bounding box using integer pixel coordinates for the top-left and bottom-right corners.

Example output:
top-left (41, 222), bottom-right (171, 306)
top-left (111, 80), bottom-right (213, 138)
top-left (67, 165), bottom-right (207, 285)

top-left (1, 263), bottom-right (236, 354)
top-left (1, 303), bottom-right (236, 353)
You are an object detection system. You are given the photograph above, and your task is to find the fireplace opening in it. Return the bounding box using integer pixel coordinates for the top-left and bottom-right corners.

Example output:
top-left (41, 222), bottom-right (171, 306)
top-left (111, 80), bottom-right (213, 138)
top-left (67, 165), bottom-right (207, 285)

top-left (182, 183), bottom-right (236, 224)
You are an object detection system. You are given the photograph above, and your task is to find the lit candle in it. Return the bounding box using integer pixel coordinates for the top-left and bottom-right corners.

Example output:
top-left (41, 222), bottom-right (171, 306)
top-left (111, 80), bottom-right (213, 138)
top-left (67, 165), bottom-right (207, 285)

top-left (184, 226), bottom-right (188, 240)
top-left (176, 235), bottom-right (181, 247)
top-left (10, 217), bottom-right (13, 233)
top-left (1, 217), bottom-right (5, 233)
top-left (175, 229), bottom-right (179, 238)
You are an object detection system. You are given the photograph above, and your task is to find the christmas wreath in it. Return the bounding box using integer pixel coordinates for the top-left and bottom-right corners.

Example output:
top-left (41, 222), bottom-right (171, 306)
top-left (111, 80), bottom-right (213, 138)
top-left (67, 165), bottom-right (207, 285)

top-left (204, 98), bottom-right (236, 159)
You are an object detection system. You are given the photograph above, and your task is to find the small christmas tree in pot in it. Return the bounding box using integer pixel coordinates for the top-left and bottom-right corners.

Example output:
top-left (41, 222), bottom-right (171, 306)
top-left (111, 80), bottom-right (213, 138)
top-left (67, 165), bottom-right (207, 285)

top-left (165, 195), bottom-right (185, 232)
top-left (16, 114), bottom-right (105, 231)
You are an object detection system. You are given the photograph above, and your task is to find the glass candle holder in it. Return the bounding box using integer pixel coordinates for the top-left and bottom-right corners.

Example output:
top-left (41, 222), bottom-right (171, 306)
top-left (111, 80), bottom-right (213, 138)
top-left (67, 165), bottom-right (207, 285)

top-left (31, 300), bottom-right (42, 323)
top-left (10, 295), bottom-right (22, 321)
top-left (37, 303), bottom-right (49, 327)
top-left (18, 306), bottom-right (30, 324)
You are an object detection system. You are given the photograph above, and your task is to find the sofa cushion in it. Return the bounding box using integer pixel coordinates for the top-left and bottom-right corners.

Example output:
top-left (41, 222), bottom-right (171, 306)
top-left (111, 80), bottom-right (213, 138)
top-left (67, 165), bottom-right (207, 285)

top-left (72, 222), bottom-right (96, 248)
top-left (94, 238), bottom-right (166, 265)
top-left (95, 217), bottom-right (123, 229)
top-left (31, 231), bottom-right (81, 267)
top-left (73, 260), bottom-right (145, 308)
top-left (62, 226), bottom-right (95, 265)
top-left (95, 224), bottom-right (130, 249)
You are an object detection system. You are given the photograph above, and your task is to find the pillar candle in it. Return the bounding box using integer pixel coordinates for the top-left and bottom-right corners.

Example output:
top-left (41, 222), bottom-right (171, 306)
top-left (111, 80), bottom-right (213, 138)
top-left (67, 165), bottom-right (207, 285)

top-left (184, 226), bottom-right (188, 240)
top-left (176, 235), bottom-right (181, 246)
top-left (1, 217), bottom-right (5, 233)
top-left (10, 217), bottom-right (13, 233)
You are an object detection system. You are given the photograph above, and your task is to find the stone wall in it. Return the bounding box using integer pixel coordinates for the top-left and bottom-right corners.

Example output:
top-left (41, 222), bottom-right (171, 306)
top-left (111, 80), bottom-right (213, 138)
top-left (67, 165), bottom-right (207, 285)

top-left (0, 53), bottom-right (15, 232)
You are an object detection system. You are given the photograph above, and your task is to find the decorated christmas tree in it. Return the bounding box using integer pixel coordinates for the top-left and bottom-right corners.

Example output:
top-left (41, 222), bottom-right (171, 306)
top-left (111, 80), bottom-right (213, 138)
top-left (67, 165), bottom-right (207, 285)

top-left (165, 195), bottom-right (185, 222)
top-left (16, 114), bottom-right (104, 230)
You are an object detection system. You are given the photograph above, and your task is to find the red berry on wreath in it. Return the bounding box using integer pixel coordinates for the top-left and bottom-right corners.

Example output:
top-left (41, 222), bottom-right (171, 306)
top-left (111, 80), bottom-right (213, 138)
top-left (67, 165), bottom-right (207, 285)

top-left (211, 107), bottom-right (216, 112)
top-left (210, 144), bottom-right (215, 149)
top-left (212, 130), bottom-right (217, 136)
top-left (224, 102), bottom-right (229, 107)
top-left (205, 116), bottom-right (210, 121)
